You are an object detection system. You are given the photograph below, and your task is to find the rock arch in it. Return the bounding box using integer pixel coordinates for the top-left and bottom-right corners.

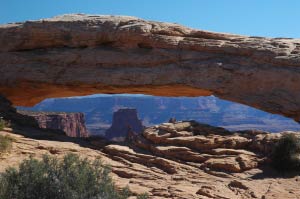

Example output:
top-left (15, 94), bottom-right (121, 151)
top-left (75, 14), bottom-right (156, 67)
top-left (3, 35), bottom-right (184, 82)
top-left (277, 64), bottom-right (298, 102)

top-left (0, 14), bottom-right (300, 121)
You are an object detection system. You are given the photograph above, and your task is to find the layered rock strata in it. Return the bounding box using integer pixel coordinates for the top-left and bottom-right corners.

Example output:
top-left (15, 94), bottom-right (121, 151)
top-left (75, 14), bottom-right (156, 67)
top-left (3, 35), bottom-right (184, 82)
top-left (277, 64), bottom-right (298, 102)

top-left (125, 121), bottom-right (278, 174)
top-left (103, 121), bottom-right (300, 198)
top-left (105, 108), bottom-right (144, 141)
top-left (0, 14), bottom-right (300, 121)
top-left (19, 110), bottom-right (89, 137)
top-left (2, 120), bottom-right (300, 198)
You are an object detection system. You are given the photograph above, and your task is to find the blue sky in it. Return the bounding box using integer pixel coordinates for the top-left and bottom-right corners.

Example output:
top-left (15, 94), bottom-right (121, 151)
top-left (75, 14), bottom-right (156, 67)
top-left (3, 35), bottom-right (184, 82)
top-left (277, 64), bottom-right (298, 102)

top-left (1, 1), bottom-right (300, 38)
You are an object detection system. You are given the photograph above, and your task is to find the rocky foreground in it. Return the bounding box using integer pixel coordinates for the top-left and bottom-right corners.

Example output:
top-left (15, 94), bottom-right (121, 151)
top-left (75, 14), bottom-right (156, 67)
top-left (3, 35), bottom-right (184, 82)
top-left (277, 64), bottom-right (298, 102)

top-left (1, 121), bottom-right (300, 199)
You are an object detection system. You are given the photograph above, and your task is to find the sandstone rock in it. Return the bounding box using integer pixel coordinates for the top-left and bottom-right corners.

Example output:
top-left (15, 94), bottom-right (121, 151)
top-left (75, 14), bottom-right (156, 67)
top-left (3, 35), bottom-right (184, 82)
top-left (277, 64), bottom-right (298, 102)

top-left (158, 123), bottom-right (177, 134)
top-left (228, 180), bottom-right (249, 190)
top-left (211, 148), bottom-right (256, 156)
top-left (19, 110), bottom-right (89, 137)
top-left (250, 133), bottom-right (283, 154)
top-left (103, 145), bottom-right (177, 174)
top-left (1, 121), bottom-right (300, 198)
top-left (196, 185), bottom-right (230, 198)
top-left (0, 14), bottom-right (300, 121)
top-left (236, 154), bottom-right (260, 171)
top-left (202, 157), bottom-right (242, 173)
top-left (0, 95), bottom-right (38, 127)
top-left (174, 131), bottom-right (193, 137)
top-left (151, 146), bottom-right (208, 163)
top-left (128, 121), bottom-right (265, 174)
top-left (143, 127), bottom-right (250, 151)
top-left (202, 154), bottom-right (259, 173)
top-left (105, 108), bottom-right (144, 141)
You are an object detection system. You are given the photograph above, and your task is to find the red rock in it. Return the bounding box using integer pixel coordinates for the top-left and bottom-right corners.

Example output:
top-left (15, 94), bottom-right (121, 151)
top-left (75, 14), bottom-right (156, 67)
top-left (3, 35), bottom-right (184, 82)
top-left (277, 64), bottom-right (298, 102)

top-left (19, 110), bottom-right (89, 137)
top-left (105, 108), bottom-right (144, 141)
top-left (0, 14), bottom-right (299, 121)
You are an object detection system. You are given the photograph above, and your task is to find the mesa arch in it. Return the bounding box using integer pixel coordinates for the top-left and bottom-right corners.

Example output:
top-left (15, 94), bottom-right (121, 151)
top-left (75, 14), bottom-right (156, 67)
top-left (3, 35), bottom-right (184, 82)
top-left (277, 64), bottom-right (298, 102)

top-left (0, 14), bottom-right (300, 121)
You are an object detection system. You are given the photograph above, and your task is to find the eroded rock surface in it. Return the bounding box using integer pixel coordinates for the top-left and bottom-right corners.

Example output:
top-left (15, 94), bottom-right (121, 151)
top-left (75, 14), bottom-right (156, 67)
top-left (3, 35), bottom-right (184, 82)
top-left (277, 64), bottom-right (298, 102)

top-left (19, 110), bottom-right (89, 137)
top-left (0, 14), bottom-right (300, 121)
top-left (127, 121), bottom-right (269, 173)
top-left (0, 95), bottom-right (38, 127)
top-left (107, 121), bottom-right (300, 198)
top-left (1, 121), bottom-right (300, 199)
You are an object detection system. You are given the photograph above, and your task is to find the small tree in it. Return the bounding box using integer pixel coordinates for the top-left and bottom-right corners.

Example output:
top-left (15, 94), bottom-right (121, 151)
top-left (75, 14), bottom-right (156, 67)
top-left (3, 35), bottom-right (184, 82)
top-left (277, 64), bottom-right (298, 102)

top-left (271, 134), bottom-right (300, 172)
top-left (0, 154), bottom-right (148, 199)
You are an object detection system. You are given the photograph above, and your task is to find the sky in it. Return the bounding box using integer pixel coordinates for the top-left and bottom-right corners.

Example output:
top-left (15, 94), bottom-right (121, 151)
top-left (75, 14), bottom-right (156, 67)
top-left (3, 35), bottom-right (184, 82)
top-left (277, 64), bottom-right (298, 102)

top-left (1, 0), bottom-right (300, 38)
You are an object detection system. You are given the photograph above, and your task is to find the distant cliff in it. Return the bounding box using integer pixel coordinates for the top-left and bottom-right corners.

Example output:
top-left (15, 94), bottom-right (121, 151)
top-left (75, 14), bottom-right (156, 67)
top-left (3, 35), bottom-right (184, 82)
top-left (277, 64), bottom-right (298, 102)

top-left (105, 108), bottom-right (144, 141)
top-left (19, 111), bottom-right (89, 137)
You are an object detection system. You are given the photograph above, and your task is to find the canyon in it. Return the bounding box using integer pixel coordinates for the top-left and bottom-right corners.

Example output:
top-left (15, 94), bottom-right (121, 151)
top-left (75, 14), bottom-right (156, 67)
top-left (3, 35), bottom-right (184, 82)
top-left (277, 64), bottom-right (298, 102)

top-left (0, 14), bottom-right (300, 122)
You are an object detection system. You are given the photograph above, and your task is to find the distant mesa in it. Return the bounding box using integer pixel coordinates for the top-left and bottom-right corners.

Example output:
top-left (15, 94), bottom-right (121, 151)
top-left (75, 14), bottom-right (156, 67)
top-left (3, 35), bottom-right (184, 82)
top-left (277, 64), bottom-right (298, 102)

top-left (19, 110), bottom-right (90, 137)
top-left (105, 108), bottom-right (144, 141)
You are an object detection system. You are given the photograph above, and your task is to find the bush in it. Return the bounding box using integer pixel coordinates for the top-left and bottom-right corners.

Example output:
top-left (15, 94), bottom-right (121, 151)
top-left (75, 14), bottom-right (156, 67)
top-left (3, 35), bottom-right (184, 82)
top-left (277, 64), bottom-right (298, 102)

top-left (271, 134), bottom-right (300, 172)
top-left (0, 154), bottom-right (148, 199)
top-left (0, 117), bottom-right (5, 131)
top-left (0, 135), bottom-right (14, 153)
top-left (137, 193), bottom-right (149, 199)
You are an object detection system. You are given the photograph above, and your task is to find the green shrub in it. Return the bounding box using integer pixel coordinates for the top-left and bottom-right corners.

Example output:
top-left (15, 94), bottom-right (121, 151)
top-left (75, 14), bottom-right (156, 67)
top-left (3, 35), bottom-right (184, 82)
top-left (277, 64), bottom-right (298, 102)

top-left (271, 134), bottom-right (300, 172)
top-left (0, 153), bottom-right (148, 199)
top-left (137, 193), bottom-right (149, 199)
top-left (0, 135), bottom-right (14, 153)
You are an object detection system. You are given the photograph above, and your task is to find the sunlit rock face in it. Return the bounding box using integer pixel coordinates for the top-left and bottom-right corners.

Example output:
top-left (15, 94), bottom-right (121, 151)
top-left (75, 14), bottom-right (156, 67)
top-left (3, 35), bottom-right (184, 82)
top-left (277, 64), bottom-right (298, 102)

top-left (0, 14), bottom-right (300, 120)
top-left (19, 110), bottom-right (89, 137)
top-left (2, 121), bottom-right (300, 199)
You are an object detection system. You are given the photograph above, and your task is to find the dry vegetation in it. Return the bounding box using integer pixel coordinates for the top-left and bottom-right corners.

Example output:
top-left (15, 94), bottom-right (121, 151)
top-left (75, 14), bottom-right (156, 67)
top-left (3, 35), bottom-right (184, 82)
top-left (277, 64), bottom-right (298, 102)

top-left (0, 153), bottom-right (148, 199)
top-left (0, 134), bottom-right (14, 154)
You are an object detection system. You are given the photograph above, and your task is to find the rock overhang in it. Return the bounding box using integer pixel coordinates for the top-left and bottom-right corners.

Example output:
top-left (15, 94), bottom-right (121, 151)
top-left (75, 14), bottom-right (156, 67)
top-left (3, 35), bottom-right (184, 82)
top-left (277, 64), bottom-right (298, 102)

top-left (0, 14), bottom-right (300, 121)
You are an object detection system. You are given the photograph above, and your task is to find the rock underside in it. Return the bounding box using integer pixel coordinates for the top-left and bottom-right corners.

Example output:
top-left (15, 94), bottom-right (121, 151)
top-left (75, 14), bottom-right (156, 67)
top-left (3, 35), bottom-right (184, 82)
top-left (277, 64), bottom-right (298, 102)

top-left (0, 14), bottom-right (300, 121)
top-left (0, 95), bottom-right (38, 127)
top-left (1, 121), bottom-right (300, 199)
